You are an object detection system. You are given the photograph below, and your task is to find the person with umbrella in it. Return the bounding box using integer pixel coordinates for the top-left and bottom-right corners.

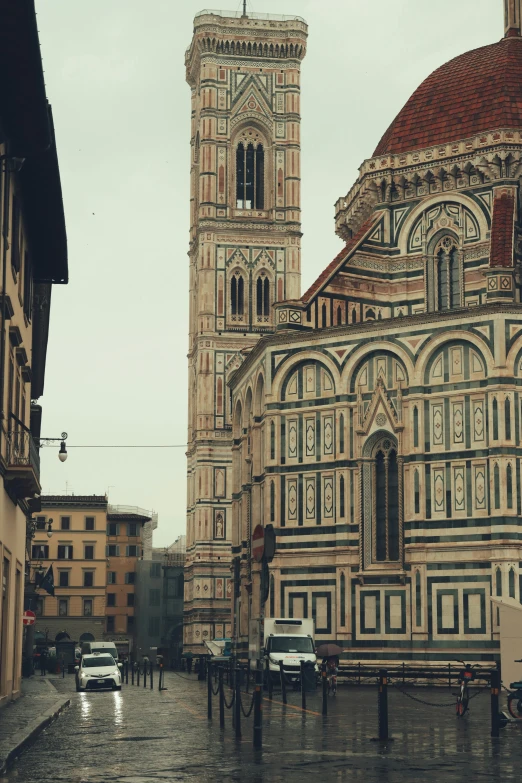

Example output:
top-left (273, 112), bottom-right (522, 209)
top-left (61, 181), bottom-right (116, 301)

top-left (316, 643), bottom-right (343, 695)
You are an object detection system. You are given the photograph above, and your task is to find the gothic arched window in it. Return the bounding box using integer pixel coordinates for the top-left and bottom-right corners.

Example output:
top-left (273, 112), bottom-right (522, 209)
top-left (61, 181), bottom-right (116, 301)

top-left (414, 469), bottom-right (420, 514)
top-left (256, 274), bottom-right (270, 320)
top-left (493, 397), bottom-right (499, 440)
top-left (339, 414), bottom-right (345, 454)
top-left (340, 475), bottom-right (345, 518)
top-left (509, 568), bottom-right (516, 599)
top-left (496, 567), bottom-right (502, 597)
top-left (230, 271), bottom-right (245, 319)
top-left (270, 481), bottom-right (275, 522)
top-left (435, 237), bottom-right (460, 311)
top-left (413, 406), bottom-right (419, 448)
top-left (236, 140), bottom-right (264, 209)
top-left (507, 463), bottom-right (513, 509)
top-left (505, 397), bottom-right (512, 440)
top-left (494, 463), bottom-right (501, 509)
top-left (372, 439), bottom-right (400, 562)
top-left (340, 573), bottom-right (346, 627)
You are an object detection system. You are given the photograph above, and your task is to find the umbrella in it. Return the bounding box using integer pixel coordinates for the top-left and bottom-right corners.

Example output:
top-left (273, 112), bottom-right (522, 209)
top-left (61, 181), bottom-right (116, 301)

top-left (181, 651), bottom-right (194, 658)
top-left (316, 643), bottom-right (343, 658)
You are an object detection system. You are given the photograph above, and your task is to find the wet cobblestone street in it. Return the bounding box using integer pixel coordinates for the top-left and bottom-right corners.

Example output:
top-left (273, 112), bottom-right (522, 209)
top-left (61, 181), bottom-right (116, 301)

top-left (2, 672), bottom-right (522, 782)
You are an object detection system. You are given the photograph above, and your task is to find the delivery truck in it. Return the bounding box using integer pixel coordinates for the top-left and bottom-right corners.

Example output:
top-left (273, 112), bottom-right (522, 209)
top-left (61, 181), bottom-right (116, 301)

top-left (263, 618), bottom-right (317, 683)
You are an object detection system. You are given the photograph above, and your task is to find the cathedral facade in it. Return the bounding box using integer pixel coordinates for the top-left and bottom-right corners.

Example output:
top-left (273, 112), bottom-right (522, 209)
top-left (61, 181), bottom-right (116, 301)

top-left (228, 2), bottom-right (522, 663)
top-left (184, 9), bottom-right (307, 652)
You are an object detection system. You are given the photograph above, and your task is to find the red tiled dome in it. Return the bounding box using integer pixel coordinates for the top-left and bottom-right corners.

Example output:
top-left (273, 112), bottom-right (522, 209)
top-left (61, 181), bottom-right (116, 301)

top-left (374, 36), bottom-right (522, 156)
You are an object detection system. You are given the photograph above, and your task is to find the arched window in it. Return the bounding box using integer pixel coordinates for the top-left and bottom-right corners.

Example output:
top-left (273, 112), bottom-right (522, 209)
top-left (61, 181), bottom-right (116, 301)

top-left (270, 421), bottom-right (275, 460)
top-left (494, 463), bottom-right (501, 510)
top-left (413, 406), bottom-right (419, 448)
top-left (339, 414), bottom-right (345, 454)
top-left (505, 398), bottom-right (512, 440)
top-left (436, 237), bottom-right (460, 310)
top-left (236, 140), bottom-right (264, 209)
top-left (340, 475), bottom-right (345, 518)
top-left (351, 308), bottom-right (357, 324)
top-left (509, 568), bottom-right (516, 599)
top-left (507, 463), bottom-right (513, 509)
top-left (373, 443), bottom-right (400, 562)
top-left (493, 398), bottom-right (499, 440)
top-left (415, 570), bottom-right (422, 626)
top-left (230, 272), bottom-right (245, 318)
top-left (270, 481), bottom-right (275, 522)
top-left (340, 573), bottom-right (346, 627)
top-left (496, 567), bottom-right (502, 597)
top-left (414, 469), bottom-right (420, 514)
top-left (337, 305), bottom-right (342, 325)
top-left (366, 308), bottom-right (376, 321)
top-left (322, 303), bottom-right (327, 327)
top-left (256, 274), bottom-right (270, 320)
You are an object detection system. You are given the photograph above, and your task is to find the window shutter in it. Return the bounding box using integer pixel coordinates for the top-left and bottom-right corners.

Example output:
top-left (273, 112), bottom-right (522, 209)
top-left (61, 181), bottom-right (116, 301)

top-left (106, 545), bottom-right (109, 556)
top-left (116, 545), bottom-right (120, 556)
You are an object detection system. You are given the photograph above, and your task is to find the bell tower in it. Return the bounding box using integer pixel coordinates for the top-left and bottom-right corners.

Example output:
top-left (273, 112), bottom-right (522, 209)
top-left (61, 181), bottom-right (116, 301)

top-left (184, 9), bottom-right (308, 651)
top-left (504, 0), bottom-right (522, 35)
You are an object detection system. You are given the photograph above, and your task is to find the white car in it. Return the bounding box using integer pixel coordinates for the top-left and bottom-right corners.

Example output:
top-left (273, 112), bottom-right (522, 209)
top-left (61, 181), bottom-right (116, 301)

top-left (75, 652), bottom-right (122, 692)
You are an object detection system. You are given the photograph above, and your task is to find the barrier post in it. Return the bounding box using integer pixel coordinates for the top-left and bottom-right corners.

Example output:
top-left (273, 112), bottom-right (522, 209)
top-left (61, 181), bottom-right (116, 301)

top-left (137, 665), bottom-right (140, 687)
top-left (279, 660), bottom-right (287, 705)
top-left (131, 662), bottom-right (135, 685)
top-left (219, 667), bottom-right (225, 729)
top-left (150, 664), bottom-right (154, 690)
top-left (207, 662), bottom-right (213, 720)
top-left (235, 667), bottom-right (242, 739)
top-left (125, 661), bottom-right (129, 685)
top-left (378, 669), bottom-right (389, 741)
top-left (253, 669), bottom-right (262, 750)
top-left (143, 661), bottom-right (148, 688)
top-left (301, 660), bottom-right (306, 712)
top-left (491, 668), bottom-right (500, 738)
top-left (322, 664), bottom-right (328, 716)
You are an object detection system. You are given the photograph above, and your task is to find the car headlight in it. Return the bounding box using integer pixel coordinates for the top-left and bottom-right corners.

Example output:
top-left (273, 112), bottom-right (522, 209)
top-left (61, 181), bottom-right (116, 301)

top-left (113, 670), bottom-right (120, 677)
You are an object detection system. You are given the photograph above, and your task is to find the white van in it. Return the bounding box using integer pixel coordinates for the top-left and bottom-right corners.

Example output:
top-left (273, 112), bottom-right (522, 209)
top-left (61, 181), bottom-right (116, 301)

top-left (81, 641), bottom-right (119, 661)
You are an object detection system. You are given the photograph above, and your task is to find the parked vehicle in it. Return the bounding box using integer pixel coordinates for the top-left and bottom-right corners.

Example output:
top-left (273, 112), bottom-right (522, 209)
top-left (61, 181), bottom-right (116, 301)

top-left (75, 653), bottom-right (122, 692)
top-left (263, 618), bottom-right (317, 683)
top-left (80, 641), bottom-right (119, 661)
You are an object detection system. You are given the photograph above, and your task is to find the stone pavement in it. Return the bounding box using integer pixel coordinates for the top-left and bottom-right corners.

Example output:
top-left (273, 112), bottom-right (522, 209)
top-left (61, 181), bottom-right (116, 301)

top-left (2, 671), bottom-right (522, 781)
top-left (0, 675), bottom-right (70, 775)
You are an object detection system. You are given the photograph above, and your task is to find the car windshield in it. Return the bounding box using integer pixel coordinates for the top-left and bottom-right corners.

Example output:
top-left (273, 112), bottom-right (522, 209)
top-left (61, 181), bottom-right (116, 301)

top-left (268, 636), bottom-right (314, 653)
top-left (82, 656), bottom-right (115, 668)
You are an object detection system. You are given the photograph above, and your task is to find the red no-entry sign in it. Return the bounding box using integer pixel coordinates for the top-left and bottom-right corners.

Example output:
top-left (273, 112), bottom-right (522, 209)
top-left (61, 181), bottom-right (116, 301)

top-left (252, 525), bottom-right (264, 562)
top-left (23, 610), bottom-right (36, 626)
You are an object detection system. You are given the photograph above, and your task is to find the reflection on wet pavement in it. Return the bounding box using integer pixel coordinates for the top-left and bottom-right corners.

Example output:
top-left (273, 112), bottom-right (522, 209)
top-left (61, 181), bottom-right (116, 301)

top-left (2, 672), bottom-right (519, 782)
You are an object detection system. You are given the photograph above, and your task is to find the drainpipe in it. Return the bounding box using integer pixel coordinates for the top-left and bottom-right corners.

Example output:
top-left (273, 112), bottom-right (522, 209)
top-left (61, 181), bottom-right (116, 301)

top-left (0, 152), bottom-right (11, 457)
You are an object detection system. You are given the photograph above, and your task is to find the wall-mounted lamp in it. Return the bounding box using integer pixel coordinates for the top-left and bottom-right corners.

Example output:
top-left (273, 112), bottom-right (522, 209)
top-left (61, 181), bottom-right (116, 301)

top-left (39, 432), bottom-right (68, 462)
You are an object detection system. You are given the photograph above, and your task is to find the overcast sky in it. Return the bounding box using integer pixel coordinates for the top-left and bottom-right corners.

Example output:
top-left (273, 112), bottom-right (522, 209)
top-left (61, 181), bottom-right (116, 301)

top-left (35, 0), bottom-right (500, 546)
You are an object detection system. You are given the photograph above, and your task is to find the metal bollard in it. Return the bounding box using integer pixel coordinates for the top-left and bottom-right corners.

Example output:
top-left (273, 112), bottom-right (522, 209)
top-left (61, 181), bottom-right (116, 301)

top-left (125, 661), bottom-right (129, 685)
top-left (279, 660), bottom-right (287, 705)
top-left (144, 661), bottom-right (148, 688)
top-left (301, 660), bottom-right (306, 712)
top-left (378, 669), bottom-right (389, 741)
top-left (235, 667), bottom-right (242, 739)
top-left (131, 662), bottom-right (135, 685)
top-left (207, 663), bottom-right (213, 720)
top-left (158, 664), bottom-right (163, 691)
top-left (219, 667), bottom-right (225, 729)
top-left (137, 665), bottom-right (140, 687)
top-left (253, 669), bottom-right (262, 750)
top-left (150, 664), bottom-right (154, 690)
top-left (491, 668), bottom-right (500, 738)
top-left (322, 664), bottom-right (328, 716)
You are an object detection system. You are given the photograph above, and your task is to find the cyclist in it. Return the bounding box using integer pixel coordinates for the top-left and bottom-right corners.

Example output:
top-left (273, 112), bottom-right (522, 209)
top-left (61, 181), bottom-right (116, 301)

top-left (458, 663), bottom-right (475, 685)
top-left (326, 656), bottom-right (339, 694)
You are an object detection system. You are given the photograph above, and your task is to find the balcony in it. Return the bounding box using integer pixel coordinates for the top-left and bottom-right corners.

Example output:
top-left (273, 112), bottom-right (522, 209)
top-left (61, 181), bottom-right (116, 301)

top-left (4, 427), bottom-right (41, 498)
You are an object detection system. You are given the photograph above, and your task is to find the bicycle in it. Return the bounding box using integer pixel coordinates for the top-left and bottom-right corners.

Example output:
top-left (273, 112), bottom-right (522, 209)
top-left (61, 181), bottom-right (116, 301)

top-left (454, 661), bottom-right (477, 717)
top-left (507, 659), bottom-right (522, 719)
top-left (327, 669), bottom-right (337, 695)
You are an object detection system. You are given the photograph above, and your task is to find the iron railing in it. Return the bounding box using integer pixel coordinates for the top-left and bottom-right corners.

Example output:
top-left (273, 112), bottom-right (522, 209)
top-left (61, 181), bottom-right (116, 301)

top-left (6, 428), bottom-right (40, 477)
top-left (194, 10), bottom-right (306, 22)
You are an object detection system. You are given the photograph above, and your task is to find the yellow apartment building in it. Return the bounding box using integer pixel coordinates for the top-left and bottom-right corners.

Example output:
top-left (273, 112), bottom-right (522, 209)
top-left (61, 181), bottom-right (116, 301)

top-left (0, 4), bottom-right (68, 704)
top-left (32, 497), bottom-right (107, 644)
top-left (105, 507), bottom-right (153, 655)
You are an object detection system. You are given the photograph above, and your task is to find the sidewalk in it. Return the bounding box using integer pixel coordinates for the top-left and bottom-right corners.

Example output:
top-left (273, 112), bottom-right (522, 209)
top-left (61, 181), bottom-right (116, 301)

top-left (0, 675), bottom-right (70, 776)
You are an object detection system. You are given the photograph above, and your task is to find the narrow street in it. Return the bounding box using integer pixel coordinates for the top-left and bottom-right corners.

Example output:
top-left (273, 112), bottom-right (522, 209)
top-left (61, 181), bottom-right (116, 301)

top-left (2, 673), bottom-right (521, 782)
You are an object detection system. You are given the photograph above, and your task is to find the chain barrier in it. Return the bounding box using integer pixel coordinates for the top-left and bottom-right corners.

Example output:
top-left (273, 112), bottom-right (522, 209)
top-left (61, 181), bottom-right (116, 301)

top-left (172, 670), bottom-right (199, 683)
top-left (391, 678), bottom-right (490, 708)
top-left (223, 687), bottom-right (235, 709)
top-left (239, 689), bottom-right (256, 718)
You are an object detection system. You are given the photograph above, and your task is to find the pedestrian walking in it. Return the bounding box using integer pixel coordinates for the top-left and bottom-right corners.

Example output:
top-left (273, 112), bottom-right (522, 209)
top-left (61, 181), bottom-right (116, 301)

top-left (40, 648), bottom-right (48, 676)
top-left (187, 656), bottom-right (193, 675)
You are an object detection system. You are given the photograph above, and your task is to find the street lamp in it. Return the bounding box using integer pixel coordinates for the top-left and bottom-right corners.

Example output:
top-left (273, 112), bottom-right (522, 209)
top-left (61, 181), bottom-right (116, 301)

top-left (46, 518), bottom-right (53, 538)
top-left (39, 432), bottom-right (68, 462)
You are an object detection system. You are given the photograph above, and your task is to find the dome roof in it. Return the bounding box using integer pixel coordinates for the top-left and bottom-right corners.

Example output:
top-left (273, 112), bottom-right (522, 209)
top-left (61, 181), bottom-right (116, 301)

top-left (374, 36), bottom-right (522, 156)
